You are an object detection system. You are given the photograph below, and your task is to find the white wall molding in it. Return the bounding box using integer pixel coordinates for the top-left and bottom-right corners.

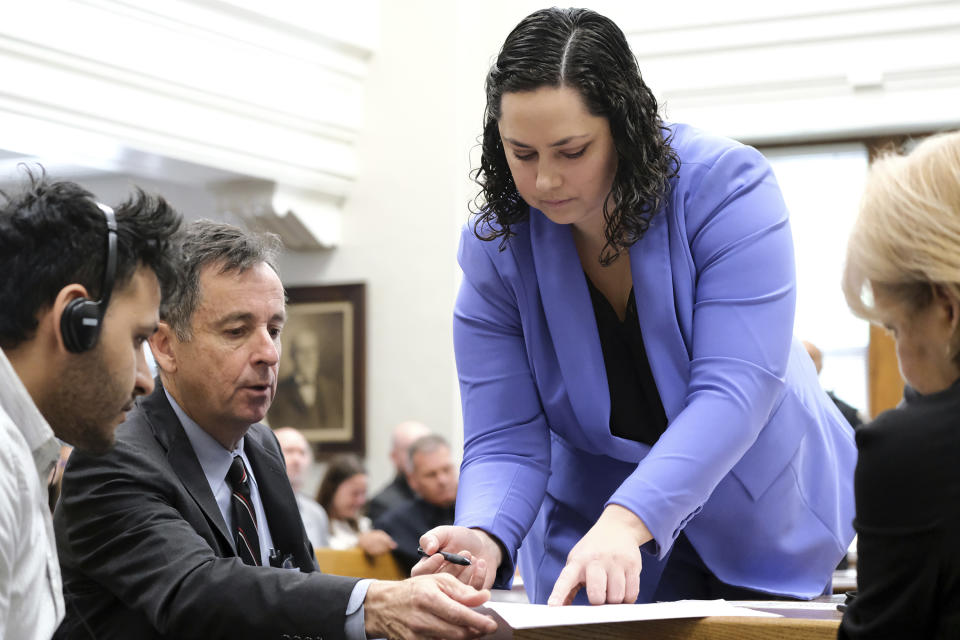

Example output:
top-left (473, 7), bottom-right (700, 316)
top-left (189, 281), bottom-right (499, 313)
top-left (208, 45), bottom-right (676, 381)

top-left (621, 1), bottom-right (960, 143)
top-left (627, 2), bottom-right (960, 56)
top-left (0, 0), bottom-right (379, 244)
top-left (213, 179), bottom-right (343, 249)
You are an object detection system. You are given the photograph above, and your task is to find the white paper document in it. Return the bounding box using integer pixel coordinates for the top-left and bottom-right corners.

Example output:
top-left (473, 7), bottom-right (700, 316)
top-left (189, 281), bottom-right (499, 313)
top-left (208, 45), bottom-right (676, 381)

top-left (728, 600), bottom-right (842, 611)
top-left (484, 599), bottom-right (780, 629)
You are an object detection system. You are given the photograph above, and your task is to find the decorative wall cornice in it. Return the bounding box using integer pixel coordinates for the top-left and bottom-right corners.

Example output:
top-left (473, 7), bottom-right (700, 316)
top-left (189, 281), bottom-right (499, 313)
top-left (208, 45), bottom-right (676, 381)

top-left (0, 0), bottom-right (379, 247)
top-left (622, 1), bottom-right (960, 143)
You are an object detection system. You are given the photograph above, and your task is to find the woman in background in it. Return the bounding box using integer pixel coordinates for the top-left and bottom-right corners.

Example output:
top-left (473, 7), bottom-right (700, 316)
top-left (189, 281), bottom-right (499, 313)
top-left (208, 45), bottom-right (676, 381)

top-left (415, 7), bottom-right (856, 606)
top-left (316, 454), bottom-right (396, 555)
top-left (839, 131), bottom-right (960, 638)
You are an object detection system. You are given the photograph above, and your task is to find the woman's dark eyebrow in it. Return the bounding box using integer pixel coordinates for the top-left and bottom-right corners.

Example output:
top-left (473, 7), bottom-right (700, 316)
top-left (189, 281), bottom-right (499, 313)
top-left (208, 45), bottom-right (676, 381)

top-left (502, 134), bottom-right (590, 148)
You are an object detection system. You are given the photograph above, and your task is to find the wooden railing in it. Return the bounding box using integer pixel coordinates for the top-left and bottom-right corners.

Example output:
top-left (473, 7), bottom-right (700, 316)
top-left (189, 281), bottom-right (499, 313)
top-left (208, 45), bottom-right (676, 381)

top-left (314, 547), bottom-right (406, 581)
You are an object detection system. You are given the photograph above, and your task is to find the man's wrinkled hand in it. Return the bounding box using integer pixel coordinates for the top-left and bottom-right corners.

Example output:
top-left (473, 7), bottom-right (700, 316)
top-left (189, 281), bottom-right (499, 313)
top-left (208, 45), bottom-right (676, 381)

top-left (363, 573), bottom-right (498, 640)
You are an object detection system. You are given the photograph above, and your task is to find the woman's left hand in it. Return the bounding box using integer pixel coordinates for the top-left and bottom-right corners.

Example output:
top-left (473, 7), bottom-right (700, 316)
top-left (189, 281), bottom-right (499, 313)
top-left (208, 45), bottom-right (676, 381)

top-left (547, 504), bottom-right (653, 606)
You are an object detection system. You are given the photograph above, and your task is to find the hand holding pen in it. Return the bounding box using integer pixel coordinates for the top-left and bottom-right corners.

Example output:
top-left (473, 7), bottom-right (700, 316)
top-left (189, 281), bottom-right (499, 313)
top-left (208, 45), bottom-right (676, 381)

top-left (411, 525), bottom-right (504, 591)
top-left (417, 546), bottom-right (472, 566)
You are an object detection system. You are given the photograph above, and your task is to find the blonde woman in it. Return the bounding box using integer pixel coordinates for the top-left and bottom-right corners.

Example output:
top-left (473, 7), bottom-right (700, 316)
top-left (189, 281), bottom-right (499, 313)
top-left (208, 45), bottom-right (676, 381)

top-left (840, 131), bottom-right (960, 639)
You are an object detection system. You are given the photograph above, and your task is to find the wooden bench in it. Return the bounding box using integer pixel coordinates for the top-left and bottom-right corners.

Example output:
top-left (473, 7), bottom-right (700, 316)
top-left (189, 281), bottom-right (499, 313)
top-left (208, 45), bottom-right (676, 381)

top-left (314, 547), bottom-right (407, 581)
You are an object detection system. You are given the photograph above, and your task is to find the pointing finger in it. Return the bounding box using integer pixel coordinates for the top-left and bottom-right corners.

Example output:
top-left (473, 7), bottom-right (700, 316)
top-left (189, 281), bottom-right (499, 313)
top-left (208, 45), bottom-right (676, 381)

top-left (548, 563), bottom-right (584, 606)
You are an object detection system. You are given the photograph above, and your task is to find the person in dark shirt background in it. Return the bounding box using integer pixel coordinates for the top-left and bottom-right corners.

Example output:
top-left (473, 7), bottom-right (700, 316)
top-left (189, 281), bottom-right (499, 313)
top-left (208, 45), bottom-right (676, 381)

top-left (375, 434), bottom-right (458, 573)
top-left (366, 420), bottom-right (431, 521)
top-left (802, 340), bottom-right (865, 429)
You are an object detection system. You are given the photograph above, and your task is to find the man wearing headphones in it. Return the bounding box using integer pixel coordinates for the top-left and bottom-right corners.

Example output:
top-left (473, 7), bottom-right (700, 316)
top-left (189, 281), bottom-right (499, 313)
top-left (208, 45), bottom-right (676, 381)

top-left (0, 169), bottom-right (182, 640)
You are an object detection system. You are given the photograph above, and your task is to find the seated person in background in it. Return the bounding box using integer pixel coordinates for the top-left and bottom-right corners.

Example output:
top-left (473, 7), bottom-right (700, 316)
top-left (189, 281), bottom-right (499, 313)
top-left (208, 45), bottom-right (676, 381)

top-left (838, 130), bottom-right (960, 639)
top-left (317, 454), bottom-right (397, 556)
top-left (375, 434), bottom-right (458, 573)
top-left (274, 426), bottom-right (329, 549)
top-left (54, 220), bottom-right (497, 640)
top-left (802, 340), bottom-right (865, 428)
top-left (366, 419), bottom-right (431, 521)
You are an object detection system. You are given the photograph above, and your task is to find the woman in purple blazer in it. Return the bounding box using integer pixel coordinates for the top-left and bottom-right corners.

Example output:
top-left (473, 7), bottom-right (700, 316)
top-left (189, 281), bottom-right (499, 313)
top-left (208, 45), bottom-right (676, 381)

top-left (414, 7), bottom-right (856, 606)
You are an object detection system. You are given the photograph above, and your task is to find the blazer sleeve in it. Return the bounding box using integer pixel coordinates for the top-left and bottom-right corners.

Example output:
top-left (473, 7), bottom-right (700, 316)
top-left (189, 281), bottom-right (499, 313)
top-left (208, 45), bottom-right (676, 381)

top-left (452, 229), bottom-right (552, 585)
top-left (55, 435), bottom-right (359, 640)
top-left (607, 143), bottom-right (798, 555)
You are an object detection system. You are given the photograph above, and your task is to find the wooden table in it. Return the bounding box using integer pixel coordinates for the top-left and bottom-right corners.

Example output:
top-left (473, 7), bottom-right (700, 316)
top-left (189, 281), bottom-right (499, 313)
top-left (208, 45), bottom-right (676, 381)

top-left (484, 596), bottom-right (843, 640)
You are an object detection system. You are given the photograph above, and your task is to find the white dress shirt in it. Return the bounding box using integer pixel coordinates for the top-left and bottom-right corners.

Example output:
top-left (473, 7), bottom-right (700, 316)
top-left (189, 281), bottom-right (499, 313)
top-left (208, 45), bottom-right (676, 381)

top-left (328, 515), bottom-right (374, 550)
top-left (0, 348), bottom-right (65, 640)
top-left (295, 493), bottom-right (330, 549)
top-left (168, 392), bottom-right (276, 566)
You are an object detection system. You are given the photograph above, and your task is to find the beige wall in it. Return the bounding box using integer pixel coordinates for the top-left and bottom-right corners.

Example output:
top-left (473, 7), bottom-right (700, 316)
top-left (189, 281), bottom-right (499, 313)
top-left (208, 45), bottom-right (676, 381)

top-left (3, 0), bottom-right (959, 495)
top-left (279, 1), bottom-right (465, 492)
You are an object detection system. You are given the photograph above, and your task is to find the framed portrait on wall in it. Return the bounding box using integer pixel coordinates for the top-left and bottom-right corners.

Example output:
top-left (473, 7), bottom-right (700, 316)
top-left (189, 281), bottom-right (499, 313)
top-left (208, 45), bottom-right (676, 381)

top-left (267, 283), bottom-right (365, 456)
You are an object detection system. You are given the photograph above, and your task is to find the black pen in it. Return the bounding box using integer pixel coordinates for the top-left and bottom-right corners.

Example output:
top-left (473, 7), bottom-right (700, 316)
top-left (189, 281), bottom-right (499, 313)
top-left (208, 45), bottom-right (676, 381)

top-left (417, 546), bottom-right (472, 566)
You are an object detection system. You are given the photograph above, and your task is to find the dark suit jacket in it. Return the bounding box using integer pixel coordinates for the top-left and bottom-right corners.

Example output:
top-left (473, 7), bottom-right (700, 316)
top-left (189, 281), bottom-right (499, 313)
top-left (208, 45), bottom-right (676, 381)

top-left (53, 383), bottom-right (359, 640)
top-left (827, 390), bottom-right (864, 429)
top-left (839, 381), bottom-right (960, 639)
top-left (374, 497), bottom-right (455, 575)
top-left (366, 473), bottom-right (415, 522)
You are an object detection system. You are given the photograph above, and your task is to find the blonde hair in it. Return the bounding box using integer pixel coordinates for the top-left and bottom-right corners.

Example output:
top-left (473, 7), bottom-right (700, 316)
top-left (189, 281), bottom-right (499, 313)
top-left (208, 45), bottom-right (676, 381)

top-left (842, 131), bottom-right (960, 329)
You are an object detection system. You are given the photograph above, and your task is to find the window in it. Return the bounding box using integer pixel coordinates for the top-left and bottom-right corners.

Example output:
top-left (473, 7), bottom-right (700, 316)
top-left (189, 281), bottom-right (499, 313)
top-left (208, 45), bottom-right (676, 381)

top-left (762, 144), bottom-right (871, 415)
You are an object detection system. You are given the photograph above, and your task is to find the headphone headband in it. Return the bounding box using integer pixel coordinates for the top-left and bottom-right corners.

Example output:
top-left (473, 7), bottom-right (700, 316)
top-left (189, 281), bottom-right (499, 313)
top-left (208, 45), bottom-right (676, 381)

top-left (95, 203), bottom-right (117, 312)
top-left (60, 202), bottom-right (118, 353)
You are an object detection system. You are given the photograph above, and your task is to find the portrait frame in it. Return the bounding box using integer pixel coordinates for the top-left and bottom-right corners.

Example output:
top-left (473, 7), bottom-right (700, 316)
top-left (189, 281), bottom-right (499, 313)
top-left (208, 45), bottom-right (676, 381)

top-left (267, 283), bottom-right (365, 456)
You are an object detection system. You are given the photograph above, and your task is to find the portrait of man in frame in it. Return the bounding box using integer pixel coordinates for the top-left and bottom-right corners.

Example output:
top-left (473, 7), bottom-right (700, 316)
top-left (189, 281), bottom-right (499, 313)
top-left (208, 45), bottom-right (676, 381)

top-left (267, 284), bottom-right (365, 455)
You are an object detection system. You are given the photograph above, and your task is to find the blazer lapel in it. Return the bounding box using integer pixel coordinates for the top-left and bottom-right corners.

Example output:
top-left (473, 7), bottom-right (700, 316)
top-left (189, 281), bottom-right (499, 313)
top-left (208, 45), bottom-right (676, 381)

top-left (142, 384), bottom-right (234, 552)
top-left (629, 210), bottom-right (689, 421)
top-left (529, 210), bottom-right (610, 445)
top-left (244, 429), bottom-right (315, 571)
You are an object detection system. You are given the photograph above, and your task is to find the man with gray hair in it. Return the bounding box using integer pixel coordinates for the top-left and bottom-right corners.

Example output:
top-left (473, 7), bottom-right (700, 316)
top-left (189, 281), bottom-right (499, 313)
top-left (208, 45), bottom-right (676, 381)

top-left (54, 221), bottom-right (496, 640)
top-left (375, 434), bottom-right (458, 573)
top-left (367, 420), bottom-right (431, 521)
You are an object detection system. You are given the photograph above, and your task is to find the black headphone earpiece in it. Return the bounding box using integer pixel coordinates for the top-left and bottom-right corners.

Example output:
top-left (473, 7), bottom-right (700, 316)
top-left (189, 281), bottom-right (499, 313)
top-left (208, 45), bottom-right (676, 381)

top-left (61, 203), bottom-right (118, 354)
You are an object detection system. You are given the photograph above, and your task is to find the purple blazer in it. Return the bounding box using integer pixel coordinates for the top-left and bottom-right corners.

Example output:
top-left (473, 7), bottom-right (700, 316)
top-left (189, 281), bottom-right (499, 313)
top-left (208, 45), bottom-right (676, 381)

top-left (453, 123), bottom-right (856, 603)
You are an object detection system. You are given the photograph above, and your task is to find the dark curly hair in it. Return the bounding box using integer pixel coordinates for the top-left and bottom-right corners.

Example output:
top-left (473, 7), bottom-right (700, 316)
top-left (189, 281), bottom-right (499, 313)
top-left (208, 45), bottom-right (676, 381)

top-left (472, 7), bottom-right (679, 265)
top-left (0, 166), bottom-right (183, 349)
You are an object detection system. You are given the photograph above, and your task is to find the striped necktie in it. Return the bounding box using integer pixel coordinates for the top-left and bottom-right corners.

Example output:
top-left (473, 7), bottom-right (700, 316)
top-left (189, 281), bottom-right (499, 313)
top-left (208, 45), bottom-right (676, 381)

top-left (227, 455), bottom-right (261, 566)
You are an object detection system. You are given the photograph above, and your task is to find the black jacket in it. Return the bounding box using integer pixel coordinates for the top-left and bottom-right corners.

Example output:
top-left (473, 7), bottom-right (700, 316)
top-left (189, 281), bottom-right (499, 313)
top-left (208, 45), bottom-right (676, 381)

top-left (54, 382), bottom-right (358, 640)
top-left (839, 381), bottom-right (960, 639)
top-left (374, 496), bottom-right (455, 574)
